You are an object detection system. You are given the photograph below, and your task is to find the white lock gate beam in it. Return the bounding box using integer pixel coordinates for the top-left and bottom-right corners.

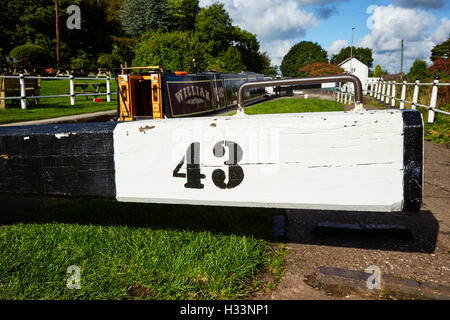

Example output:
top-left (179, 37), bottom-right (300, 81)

top-left (0, 110), bottom-right (423, 213)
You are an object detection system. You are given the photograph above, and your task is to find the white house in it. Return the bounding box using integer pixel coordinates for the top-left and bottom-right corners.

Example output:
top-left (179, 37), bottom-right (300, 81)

top-left (338, 57), bottom-right (369, 93)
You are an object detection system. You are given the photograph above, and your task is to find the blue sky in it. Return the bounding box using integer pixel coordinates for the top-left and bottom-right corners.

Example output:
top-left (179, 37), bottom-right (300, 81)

top-left (199, 0), bottom-right (449, 74)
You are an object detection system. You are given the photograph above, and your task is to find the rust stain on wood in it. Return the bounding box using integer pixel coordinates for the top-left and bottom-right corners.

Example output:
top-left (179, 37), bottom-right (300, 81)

top-left (139, 125), bottom-right (155, 133)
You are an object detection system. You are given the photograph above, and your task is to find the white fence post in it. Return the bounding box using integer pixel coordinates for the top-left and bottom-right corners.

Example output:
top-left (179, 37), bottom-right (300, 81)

top-left (400, 80), bottom-right (406, 109)
top-left (371, 82), bottom-right (376, 97)
top-left (374, 80), bottom-right (380, 100)
top-left (379, 81), bottom-right (382, 101)
top-left (412, 78), bottom-right (420, 110)
top-left (19, 73), bottom-right (26, 109)
top-left (381, 81), bottom-right (386, 103)
top-left (375, 81), bottom-right (379, 100)
top-left (69, 74), bottom-right (75, 106)
top-left (386, 81), bottom-right (391, 104)
top-left (378, 80), bottom-right (383, 100)
top-left (391, 81), bottom-right (396, 107)
top-left (106, 75), bottom-right (111, 102)
top-left (428, 77), bottom-right (439, 123)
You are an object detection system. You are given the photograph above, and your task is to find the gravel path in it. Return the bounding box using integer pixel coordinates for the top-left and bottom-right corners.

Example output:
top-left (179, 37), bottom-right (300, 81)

top-left (254, 119), bottom-right (450, 299)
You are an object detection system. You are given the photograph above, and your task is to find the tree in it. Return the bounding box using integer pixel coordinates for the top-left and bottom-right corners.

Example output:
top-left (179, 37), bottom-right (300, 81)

top-left (373, 65), bottom-right (382, 77)
top-left (259, 52), bottom-right (278, 77)
top-left (120, 0), bottom-right (173, 36)
top-left (408, 59), bottom-right (427, 80)
top-left (194, 3), bottom-right (233, 57)
top-left (97, 53), bottom-right (117, 69)
top-left (219, 46), bottom-right (245, 72)
top-left (133, 30), bottom-right (206, 73)
top-left (330, 46), bottom-right (373, 68)
top-left (430, 36), bottom-right (450, 62)
top-left (232, 26), bottom-right (263, 72)
top-left (280, 41), bottom-right (328, 77)
top-left (427, 57), bottom-right (450, 77)
top-left (297, 62), bottom-right (344, 77)
top-left (205, 46), bottom-right (245, 72)
top-left (1, 0), bottom-right (120, 67)
top-left (169, 0), bottom-right (199, 31)
top-left (110, 36), bottom-right (137, 65)
top-left (1, 0), bottom-right (81, 65)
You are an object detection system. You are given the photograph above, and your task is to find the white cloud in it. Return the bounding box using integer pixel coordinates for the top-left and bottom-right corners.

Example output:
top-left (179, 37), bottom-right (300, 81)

top-left (197, 1), bottom-right (448, 73)
top-left (260, 39), bottom-right (296, 66)
top-left (199, 0), bottom-right (321, 67)
top-left (359, 5), bottom-right (444, 73)
top-left (327, 39), bottom-right (349, 57)
top-left (432, 17), bottom-right (450, 43)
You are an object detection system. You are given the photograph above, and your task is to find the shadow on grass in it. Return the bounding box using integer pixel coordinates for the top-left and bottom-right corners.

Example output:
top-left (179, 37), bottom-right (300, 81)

top-left (283, 208), bottom-right (439, 253)
top-left (0, 196), bottom-right (275, 241)
top-left (1, 196), bottom-right (439, 253)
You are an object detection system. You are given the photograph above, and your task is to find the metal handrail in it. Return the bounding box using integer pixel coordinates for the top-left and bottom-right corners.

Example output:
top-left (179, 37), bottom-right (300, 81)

top-left (237, 74), bottom-right (363, 112)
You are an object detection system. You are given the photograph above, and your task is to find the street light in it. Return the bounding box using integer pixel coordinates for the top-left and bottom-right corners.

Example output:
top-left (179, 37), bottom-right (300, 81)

top-left (350, 27), bottom-right (355, 59)
top-left (350, 27), bottom-right (355, 75)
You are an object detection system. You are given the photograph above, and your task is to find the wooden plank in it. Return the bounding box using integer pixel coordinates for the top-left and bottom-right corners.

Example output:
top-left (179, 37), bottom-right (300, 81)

top-left (0, 122), bottom-right (117, 197)
top-left (0, 109), bottom-right (423, 212)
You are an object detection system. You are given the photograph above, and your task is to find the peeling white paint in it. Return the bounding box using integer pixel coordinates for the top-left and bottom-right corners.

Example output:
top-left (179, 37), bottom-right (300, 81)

top-left (55, 133), bottom-right (70, 139)
top-left (113, 110), bottom-right (406, 212)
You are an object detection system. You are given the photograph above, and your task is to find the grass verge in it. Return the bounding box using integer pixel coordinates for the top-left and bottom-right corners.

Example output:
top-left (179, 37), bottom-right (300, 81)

top-left (0, 197), bottom-right (286, 300)
top-left (363, 96), bottom-right (449, 146)
top-left (226, 97), bottom-right (345, 116)
top-left (0, 79), bottom-right (117, 124)
top-left (422, 109), bottom-right (450, 146)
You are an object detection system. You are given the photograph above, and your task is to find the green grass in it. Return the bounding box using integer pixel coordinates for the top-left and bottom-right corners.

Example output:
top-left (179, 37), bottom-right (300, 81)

top-left (0, 198), bottom-right (287, 300)
top-left (227, 97), bottom-right (345, 115)
top-left (0, 79), bottom-right (118, 124)
top-left (422, 106), bottom-right (450, 146)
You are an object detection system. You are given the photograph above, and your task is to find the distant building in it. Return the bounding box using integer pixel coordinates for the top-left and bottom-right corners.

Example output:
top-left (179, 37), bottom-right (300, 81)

top-left (338, 57), bottom-right (369, 93)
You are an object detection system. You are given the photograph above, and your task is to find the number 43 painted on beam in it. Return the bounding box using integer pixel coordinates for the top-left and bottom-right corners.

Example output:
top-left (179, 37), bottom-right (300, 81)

top-left (173, 141), bottom-right (244, 189)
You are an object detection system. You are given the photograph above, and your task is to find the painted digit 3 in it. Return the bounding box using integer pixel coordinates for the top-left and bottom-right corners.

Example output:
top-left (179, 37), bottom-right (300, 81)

top-left (212, 141), bottom-right (244, 189)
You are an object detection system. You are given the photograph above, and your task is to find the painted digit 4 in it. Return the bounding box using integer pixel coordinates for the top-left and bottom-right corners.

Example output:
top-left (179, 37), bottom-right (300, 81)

top-left (173, 142), bottom-right (205, 189)
top-left (173, 141), bottom-right (244, 189)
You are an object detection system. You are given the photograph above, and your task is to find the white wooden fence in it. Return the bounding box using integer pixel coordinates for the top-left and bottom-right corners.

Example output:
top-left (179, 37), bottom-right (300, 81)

top-left (336, 78), bottom-right (450, 123)
top-left (0, 74), bottom-right (118, 109)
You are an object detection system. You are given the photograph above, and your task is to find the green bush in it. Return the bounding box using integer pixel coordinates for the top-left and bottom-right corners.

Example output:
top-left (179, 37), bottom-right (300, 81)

top-left (408, 59), bottom-right (427, 80)
top-left (9, 44), bottom-right (49, 66)
top-left (97, 53), bottom-right (116, 69)
top-left (70, 51), bottom-right (93, 71)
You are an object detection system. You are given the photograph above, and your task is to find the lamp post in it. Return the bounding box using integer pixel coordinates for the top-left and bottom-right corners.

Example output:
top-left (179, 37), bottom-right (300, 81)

top-left (350, 27), bottom-right (355, 59)
top-left (350, 27), bottom-right (355, 78)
